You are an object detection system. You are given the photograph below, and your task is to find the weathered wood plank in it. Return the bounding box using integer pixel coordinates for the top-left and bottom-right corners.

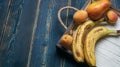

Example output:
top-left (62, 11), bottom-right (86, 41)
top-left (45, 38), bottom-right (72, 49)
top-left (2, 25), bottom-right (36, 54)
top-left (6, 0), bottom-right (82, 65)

top-left (0, 0), bottom-right (11, 46)
top-left (0, 0), bottom-right (41, 67)
top-left (0, 0), bottom-right (11, 66)
top-left (111, 0), bottom-right (120, 9)
top-left (0, 0), bottom-right (24, 66)
top-left (29, 0), bottom-right (70, 67)
top-left (45, 0), bottom-right (70, 66)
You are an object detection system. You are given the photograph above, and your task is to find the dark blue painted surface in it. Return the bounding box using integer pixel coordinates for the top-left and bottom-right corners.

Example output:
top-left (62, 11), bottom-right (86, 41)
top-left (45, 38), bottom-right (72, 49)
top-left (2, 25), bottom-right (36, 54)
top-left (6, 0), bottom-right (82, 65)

top-left (0, 0), bottom-right (10, 47)
top-left (0, 0), bottom-right (119, 67)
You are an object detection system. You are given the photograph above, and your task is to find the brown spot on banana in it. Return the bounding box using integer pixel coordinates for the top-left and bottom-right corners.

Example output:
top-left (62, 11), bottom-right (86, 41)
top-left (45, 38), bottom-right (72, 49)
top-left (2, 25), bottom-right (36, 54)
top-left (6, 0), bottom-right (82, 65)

top-left (82, 24), bottom-right (94, 44)
top-left (76, 50), bottom-right (80, 57)
top-left (94, 28), bottom-right (103, 33)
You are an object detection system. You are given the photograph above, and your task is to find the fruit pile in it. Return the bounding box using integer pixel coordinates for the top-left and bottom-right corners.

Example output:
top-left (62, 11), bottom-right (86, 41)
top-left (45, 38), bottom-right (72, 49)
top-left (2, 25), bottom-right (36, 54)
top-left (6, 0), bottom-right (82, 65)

top-left (58, 0), bottom-right (120, 67)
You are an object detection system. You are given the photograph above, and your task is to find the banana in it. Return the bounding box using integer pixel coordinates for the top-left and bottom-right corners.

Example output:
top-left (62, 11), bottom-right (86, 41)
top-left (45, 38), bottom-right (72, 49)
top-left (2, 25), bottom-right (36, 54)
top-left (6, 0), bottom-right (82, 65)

top-left (72, 18), bottom-right (104, 62)
top-left (72, 20), bottom-right (96, 62)
top-left (84, 26), bottom-right (119, 66)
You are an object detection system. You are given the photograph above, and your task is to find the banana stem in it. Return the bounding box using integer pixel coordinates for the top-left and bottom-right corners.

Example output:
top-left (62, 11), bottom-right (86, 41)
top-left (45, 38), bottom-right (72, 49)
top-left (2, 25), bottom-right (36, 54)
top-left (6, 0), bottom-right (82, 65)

top-left (117, 30), bottom-right (120, 35)
top-left (108, 30), bottom-right (120, 35)
top-left (94, 18), bottom-right (105, 25)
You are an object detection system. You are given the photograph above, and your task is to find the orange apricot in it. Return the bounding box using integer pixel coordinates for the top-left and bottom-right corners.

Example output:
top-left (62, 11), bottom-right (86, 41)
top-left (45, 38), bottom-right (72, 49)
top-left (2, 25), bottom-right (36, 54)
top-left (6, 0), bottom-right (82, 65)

top-left (59, 34), bottom-right (73, 50)
top-left (73, 10), bottom-right (88, 24)
top-left (107, 10), bottom-right (118, 25)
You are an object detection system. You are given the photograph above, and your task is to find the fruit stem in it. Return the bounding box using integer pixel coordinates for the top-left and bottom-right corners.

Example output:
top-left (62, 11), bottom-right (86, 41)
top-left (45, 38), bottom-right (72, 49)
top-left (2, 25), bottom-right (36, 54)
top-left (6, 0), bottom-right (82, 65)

top-left (117, 30), bottom-right (120, 35)
top-left (108, 30), bottom-right (120, 35)
top-left (94, 18), bottom-right (105, 25)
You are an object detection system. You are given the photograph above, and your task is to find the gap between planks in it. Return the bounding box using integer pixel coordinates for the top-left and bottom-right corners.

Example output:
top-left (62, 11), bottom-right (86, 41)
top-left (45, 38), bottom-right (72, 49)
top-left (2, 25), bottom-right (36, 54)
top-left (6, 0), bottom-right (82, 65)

top-left (26, 0), bottom-right (41, 67)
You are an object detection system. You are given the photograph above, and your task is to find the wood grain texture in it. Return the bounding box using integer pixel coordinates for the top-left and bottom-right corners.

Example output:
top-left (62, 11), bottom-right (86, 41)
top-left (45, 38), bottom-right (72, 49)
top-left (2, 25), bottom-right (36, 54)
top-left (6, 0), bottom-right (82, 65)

top-left (29, 0), bottom-right (70, 67)
top-left (0, 0), bottom-right (120, 67)
top-left (0, 0), bottom-right (40, 67)
top-left (0, 0), bottom-right (11, 48)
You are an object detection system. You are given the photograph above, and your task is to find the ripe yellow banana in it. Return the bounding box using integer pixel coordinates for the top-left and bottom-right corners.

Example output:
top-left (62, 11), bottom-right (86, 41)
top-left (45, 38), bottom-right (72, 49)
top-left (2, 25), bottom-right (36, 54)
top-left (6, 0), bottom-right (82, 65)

top-left (84, 26), bottom-right (120, 66)
top-left (72, 20), bottom-right (96, 62)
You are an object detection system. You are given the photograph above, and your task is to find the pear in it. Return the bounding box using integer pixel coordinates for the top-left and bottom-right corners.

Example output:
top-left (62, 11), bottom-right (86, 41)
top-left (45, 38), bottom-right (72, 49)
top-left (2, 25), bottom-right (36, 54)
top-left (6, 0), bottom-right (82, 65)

top-left (87, 0), bottom-right (111, 20)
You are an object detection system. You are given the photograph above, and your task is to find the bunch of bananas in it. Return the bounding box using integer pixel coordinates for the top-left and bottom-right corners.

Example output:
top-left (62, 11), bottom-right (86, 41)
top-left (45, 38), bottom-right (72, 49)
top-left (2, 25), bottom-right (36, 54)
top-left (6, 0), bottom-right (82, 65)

top-left (71, 0), bottom-right (120, 66)
top-left (72, 20), bottom-right (120, 66)
top-left (58, 0), bottom-right (120, 67)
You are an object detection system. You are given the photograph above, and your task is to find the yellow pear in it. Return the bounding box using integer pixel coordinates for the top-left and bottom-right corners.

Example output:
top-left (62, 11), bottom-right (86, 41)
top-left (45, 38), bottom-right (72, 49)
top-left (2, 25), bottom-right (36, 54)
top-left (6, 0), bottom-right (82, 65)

top-left (87, 0), bottom-right (111, 20)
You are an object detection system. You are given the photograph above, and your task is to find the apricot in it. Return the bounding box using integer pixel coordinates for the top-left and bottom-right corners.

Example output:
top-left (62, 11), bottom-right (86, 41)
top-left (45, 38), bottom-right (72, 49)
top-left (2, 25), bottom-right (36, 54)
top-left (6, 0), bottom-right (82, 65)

top-left (86, 0), bottom-right (111, 20)
top-left (107, 10), bottom-right (118, 25)
top-left (59, 34), bottom-right (73, 50)
top-left (73, 10), bottom-right (88, 24)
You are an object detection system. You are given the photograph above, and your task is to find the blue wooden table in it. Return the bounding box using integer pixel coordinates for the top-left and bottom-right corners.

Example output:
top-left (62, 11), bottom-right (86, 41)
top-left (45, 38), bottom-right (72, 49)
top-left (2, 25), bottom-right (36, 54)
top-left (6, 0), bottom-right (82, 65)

top-left (0, 0), bottom-right (120, 67)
